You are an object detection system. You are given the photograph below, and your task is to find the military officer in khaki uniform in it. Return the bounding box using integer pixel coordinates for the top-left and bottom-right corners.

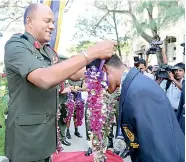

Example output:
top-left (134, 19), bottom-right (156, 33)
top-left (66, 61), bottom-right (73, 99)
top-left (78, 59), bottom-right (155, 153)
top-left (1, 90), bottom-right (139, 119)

top-left (4, 3), bottom-right (115, 162)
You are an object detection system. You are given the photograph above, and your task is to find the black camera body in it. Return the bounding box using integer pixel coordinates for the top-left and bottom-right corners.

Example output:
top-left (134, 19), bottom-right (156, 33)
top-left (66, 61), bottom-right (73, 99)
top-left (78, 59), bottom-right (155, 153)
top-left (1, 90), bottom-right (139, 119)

top-left (146, 40), bottom-right (163, 55)
top-left (133, 56), bottom-right (140, 62)
top-left (156, 64), bottom-right (179, 79)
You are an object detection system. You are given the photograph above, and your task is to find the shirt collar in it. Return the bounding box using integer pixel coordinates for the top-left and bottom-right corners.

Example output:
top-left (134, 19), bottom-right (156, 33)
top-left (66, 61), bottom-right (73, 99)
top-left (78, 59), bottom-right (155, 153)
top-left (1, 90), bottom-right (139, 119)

top-left (24, 32), bottom-right (46, 50)
top-left (24, 32), bottom-right (37, 45)
top-left (119, 69), bottom-right (129, 91)
top-left (180, 78), bottom-right (184, 83)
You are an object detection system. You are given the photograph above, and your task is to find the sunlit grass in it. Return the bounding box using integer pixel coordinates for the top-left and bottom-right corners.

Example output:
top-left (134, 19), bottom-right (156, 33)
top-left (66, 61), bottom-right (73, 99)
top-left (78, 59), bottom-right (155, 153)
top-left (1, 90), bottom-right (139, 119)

top-left (0, 77), bottom-right (8, 156)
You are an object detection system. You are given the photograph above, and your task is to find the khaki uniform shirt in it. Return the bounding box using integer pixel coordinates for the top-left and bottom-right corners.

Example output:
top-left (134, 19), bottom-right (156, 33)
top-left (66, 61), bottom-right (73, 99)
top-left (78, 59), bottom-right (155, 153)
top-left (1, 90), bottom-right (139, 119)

top-left (4, 32), bottom-right (60, 162)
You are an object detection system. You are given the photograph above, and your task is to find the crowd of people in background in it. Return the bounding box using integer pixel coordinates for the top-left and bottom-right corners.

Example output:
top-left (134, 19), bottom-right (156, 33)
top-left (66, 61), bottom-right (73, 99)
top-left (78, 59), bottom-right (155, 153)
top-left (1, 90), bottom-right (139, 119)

top-left (1, 3), bottom-right (185, 162)
top-left (134, 52), bottom-right (185, 135)
top-left (57, 48), bottom-right (185, 159)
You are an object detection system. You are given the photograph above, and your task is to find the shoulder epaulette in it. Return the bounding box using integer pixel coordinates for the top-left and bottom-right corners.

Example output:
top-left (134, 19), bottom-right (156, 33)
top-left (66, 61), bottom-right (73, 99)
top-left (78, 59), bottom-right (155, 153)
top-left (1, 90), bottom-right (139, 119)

top-left (46, 44), bottom-right (50, 47)
top-left (9, 33), bottom-right (22, 40)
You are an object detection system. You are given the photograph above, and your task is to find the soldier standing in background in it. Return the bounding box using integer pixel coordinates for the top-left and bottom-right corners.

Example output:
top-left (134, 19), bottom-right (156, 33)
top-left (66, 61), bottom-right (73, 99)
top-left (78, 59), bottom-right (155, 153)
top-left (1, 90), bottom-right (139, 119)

top-left (66, 80), bottom-right (84, 139)
top-left (58, 79), bottom-right (72, 146)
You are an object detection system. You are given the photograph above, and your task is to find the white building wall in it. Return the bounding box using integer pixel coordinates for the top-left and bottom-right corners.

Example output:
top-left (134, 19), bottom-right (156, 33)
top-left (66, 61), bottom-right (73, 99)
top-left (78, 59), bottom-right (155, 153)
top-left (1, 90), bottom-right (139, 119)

top-left (132, 17), bottom-right (185, 66)
top-left (159, 18), bottom-right (185, 65)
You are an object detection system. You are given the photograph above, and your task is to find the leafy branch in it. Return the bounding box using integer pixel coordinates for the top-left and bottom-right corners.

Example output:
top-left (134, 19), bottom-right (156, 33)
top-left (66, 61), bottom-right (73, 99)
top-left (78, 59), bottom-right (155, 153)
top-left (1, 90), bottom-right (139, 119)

top-left (0, 16), bottom-right (22, 31)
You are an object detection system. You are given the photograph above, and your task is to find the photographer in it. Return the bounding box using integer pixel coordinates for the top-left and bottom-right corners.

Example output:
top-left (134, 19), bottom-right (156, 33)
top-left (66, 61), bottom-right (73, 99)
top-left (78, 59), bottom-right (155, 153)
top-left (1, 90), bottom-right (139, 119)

top-left (167, 63), bottom-right (185, 90)
top-left (134, 58), bottom-right (155, 80)
top-left (160, 63), bottom-right (185, 112)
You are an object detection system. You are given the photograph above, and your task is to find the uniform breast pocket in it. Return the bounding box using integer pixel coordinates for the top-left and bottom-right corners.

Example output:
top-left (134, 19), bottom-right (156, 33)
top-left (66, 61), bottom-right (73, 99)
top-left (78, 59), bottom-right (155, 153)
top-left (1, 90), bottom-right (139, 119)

top-left (17, 113), bottom-right (47, 126)
top-left (14, 113), bottom-right (56, 157)
top-left (15, 113), bottom-right (48, 146)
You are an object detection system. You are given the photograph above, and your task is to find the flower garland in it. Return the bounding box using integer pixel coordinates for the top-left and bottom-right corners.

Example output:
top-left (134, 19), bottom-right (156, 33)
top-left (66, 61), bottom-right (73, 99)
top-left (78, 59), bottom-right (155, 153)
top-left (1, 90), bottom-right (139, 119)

top-left (103, 92), bottom-right (117, 138)
top-left (64, 92), bottom-right (75, 123)
top-left (56, 105), bottom-right (63, 153)
top-left (85, 65), bottom-right (109, 162)
top-left (74, 91), bottom-right (85, 127)
top-left (56, 92), bottom-right (76, 153)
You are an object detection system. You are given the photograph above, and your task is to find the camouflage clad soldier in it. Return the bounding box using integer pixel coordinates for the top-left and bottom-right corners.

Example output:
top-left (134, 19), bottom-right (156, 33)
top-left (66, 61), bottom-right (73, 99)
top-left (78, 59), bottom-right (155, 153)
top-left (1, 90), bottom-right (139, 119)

top-left (66, 80), bottom-right (83, 139)
top-left (58, 56), bottom-right (71, 146)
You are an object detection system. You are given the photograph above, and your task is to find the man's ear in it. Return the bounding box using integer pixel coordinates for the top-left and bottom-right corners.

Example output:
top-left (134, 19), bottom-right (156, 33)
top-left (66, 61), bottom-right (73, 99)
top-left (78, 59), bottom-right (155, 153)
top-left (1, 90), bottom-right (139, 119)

top-left (26, 16), bottom-right (32, 28)
top-left (103, 64), bottom-right (109, 73)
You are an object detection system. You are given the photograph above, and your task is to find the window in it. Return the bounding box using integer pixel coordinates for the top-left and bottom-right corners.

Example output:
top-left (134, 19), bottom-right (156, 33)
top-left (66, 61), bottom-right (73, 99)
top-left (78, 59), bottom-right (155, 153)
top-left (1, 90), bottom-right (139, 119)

top-left (166, 37), bottom-right (176, 43)
top-left (166, 36), bottom-right (177, 62)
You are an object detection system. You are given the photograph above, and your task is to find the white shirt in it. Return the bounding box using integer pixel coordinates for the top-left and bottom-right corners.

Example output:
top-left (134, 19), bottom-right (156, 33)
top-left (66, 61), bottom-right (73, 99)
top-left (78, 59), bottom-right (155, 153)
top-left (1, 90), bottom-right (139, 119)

top-left (143, 71), bottom-right (155, 80)
top-left (161, 79), bottom-right (183, 110)
top-left (81, 91), bottom-right (88, 103)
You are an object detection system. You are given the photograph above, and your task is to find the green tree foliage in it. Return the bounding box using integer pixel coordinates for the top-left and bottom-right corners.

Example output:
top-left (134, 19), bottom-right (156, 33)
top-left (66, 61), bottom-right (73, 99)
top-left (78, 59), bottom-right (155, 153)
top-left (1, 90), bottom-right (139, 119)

top-left (0, 0), bottom-right (75, 32)
top-left (0, 77), bottom-right (8, 156)
top-left (68, 41), bottom-right (96, 53)
top-left (0, 0), bottom-right (31, 32)
top-left (74, 1), bottom-right (132, 58)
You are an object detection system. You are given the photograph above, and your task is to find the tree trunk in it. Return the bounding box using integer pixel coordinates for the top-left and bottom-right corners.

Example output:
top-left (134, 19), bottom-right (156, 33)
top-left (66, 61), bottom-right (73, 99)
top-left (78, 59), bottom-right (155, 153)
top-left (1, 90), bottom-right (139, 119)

top-left (112, 12), bottom-right (122, 59)
top-left (153, 35), bottom-right (164, 65)
top-left (103, 0), bottom-right (166, 65)
top-left (127, 0), bottom-right (164, 65)
top-left (156, 51), bottom-right (164, 65)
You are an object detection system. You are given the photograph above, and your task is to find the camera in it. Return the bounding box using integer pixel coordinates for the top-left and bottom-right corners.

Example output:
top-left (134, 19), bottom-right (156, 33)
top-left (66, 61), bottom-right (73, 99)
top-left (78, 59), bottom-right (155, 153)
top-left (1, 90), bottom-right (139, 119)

top-left (180, 43), bottom-right (185, 55)
top-left (155, 64), bottom-right (179, 79)
top-left (146, 40), bottom-right (163, 55)
top-left (133, 56), bottom-right (139, 62)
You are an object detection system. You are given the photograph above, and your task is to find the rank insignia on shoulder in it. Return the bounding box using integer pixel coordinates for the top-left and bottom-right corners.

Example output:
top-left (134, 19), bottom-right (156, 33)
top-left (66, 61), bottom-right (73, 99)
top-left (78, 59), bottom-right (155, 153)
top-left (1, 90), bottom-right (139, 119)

top-left (122, 124), bottom-right (139, 150)
top-left (20, 34), bottom-right (28, 40)
top-left (123, 126), bottom-right (135, 142)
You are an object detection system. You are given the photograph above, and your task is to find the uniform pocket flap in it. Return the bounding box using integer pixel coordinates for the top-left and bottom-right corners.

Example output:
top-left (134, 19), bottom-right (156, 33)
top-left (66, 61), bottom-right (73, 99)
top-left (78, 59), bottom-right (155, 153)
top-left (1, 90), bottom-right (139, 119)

top-left (17, 113), bottom-right (47, 126)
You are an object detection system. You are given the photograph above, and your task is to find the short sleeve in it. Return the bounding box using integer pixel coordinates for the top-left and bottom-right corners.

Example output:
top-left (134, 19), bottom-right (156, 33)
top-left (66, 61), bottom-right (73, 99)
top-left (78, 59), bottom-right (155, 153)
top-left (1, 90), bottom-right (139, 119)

top-left (58, 54), bottom-right (68, 61)
top-left (4, 41), bottom-right (45, 79)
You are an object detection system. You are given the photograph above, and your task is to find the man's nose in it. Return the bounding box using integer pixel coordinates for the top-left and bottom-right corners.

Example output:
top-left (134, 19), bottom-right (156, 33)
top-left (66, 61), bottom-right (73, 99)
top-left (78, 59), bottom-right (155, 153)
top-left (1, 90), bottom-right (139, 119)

top-left (174, 70), bottom-right (178, 73)
top-left (49, 22), bottom-right (55, 30)
top-left (175, 71), bottom-right (180, 75)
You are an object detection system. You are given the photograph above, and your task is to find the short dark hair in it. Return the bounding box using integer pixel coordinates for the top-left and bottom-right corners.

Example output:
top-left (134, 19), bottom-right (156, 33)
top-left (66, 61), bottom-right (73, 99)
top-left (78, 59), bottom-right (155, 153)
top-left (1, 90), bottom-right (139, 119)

top-left (105, 54), bottom-right (123, 67)
top-left (135, 58), bottom-right (146, 67)
top-left (86, 54), bottom-right (123, 69)
top-left (24, 4), bottom-right (38, 25)
top-left (174, 62), bottom-right (185, 71)
top-left (86, 59), bottom-right (101, 69)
